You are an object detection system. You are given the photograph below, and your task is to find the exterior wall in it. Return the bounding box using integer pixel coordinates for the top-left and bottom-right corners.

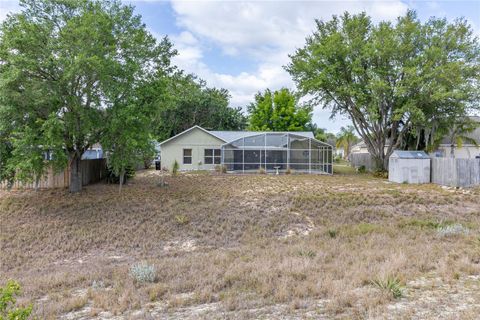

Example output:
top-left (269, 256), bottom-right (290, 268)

top-left (160, 128), bottom-right (224, 171)
top-left (435, 145), bottom-right (480, 159)
top-left (388, 158), bottom-right (430, 184)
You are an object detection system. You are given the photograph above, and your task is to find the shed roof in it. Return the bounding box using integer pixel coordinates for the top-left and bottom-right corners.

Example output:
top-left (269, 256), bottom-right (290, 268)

top-left (390, 150), bottom-right (430, 159)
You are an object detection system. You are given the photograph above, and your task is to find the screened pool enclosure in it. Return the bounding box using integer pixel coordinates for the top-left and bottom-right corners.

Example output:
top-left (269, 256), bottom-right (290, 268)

top-left (221, 132), bottom-right (333, 174)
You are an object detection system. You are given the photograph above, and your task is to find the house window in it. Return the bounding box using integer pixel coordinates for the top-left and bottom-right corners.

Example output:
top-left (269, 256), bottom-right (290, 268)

top-left (204, 149), bottom-right (221, 164)
top-left (183, 149), bottom-right (192, 164)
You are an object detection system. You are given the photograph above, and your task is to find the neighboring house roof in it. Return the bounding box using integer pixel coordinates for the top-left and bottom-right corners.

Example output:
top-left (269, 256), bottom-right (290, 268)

top-left (159, 125), bottom-right (318, 146)
top-left (390, 150), bottom-right (430, 159)
top-left (439, 116), bottom-right (480, 146)
top-left (352, 141), bottom-right (367, 149)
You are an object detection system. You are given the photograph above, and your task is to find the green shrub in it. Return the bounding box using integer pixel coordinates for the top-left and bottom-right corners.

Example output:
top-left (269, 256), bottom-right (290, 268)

top-left (172, 160), bottom-right (179, 176)
top-left (371, 276), bottom-right (404, 299)
top-left (0, 280), bottom-right (33, 320)
top-left (357, 165), bottom-right (367, 173)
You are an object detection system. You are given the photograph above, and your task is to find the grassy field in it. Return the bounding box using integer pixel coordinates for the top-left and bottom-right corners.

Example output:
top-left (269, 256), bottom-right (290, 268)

top-left (1, 168), bottom-right (480, 319)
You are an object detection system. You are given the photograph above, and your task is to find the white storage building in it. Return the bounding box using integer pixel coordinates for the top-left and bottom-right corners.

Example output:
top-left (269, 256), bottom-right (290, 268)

top-left (388, 150), bottom-right (431, 184)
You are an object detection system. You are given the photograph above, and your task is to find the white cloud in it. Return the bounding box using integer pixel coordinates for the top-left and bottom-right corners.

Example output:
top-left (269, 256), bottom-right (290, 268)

top-left (168, 1), bottom-right (408, 131)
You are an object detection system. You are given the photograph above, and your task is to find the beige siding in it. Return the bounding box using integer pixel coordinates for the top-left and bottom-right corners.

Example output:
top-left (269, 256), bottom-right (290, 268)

top-left (436, 145), bottom-right (480, 159)
top-left (160, 128), bottom-right (225, 171)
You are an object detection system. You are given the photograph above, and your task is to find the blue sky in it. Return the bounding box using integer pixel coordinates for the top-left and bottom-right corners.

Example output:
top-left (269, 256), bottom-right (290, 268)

top-left (1, 0), bottom-right (479, 133)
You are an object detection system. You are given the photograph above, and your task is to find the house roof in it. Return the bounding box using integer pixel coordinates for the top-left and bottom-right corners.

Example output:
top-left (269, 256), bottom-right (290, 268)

top-left (439, 116), bottom-right (480, 146)
top-left (390, 150), bottom-right (430, 159)
top-left (209, 130), bottom-right (315, 142)
top-left (159, 125), bottom-right (228, 146)
top-left (159, 126), bottom-right (318, 146)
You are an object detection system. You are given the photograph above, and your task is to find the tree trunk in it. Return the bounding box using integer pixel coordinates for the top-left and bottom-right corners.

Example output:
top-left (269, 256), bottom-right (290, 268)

top-left (69, 153), bottom-right (82, 193)
top-left (450, 144), bottom-right (455, 158)
top-left (118, 168), bottom-right (125, 193)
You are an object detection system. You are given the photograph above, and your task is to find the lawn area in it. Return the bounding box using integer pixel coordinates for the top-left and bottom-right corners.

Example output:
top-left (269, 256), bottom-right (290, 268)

top-left (2, 170), bottom-right (480, 319)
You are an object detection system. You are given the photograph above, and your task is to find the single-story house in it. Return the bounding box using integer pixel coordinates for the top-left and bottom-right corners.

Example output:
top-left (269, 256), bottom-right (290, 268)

top-left (159, 126), bottom-right (333, 174)
top-left (432, 116), bottom-right (480, 158)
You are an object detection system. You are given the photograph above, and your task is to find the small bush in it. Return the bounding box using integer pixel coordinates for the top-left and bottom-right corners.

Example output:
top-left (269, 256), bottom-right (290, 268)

top-left (91, 280), bottom-right (104, 290)
top-left (130, 263), bottom-right (156, 284)
top-left (371, 276), bottom-right (404, 299)
top-left (357, 165), bottom-right (367, 173)
top-left (372, 170), bottom-right (388, 179)
top-left (258, 167), bottom-right (266, 174)
top-left (172, 160), bottom-right (179, 176)
top-left (106, 165), bottom-right (135, 184)
top-left (0, 280), bottom-right (33, 320)
top-left (437, 224), bottom-right (469, 237)
top-left (215, 165), bottom-right (227, 173)
top-left (175, 214), bottom-right (190, 225)
top-left (327, 229), bottom-right (337, 238)
top-left (285, 167), bottom-right (291, 175)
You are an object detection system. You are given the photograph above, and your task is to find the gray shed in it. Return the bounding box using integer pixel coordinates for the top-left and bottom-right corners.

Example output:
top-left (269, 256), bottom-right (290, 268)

top-left (388, 150), bottom-right (431, 184)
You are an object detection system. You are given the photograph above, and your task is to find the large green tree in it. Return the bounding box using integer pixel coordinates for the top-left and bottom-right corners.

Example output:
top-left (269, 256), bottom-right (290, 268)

top-left (287, 11), bottom-right (480, 170)
top-left (247, 88), bottom-right (313, 131)
top-left (145, 72), bottom-right (247, 142)
top-left (0, 0), bottom-right (174, 192)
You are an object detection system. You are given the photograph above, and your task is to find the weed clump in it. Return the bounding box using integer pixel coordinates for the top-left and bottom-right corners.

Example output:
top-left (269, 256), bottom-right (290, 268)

top-left (130, 263), bottom-right (156, 284)
top-left (297, 249), bottom-right (316, 259)
top-left (327, 229), bottom-right (337, 238)
top-left (357, 165), bottom-right (367, 173)
top-left (175, 214), bottom-right (190, 225)
top-left (371, 276), bottom-right (404, 299)
top-left (437, 224), bottom-right (469, 237)
top-left (172, 160), bottom-right (179, 176)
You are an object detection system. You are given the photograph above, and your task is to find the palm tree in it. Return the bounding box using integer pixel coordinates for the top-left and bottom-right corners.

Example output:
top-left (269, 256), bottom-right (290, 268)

top-left (336, 126), bottom-right (358, 159)
top-left (447, 120), bottom-right (479, 158)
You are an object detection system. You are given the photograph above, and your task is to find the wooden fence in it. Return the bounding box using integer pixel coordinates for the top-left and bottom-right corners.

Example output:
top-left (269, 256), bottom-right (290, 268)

top-left (349, 153), bottom-right (377, 171)
top-left (431, 158), bottom-right (480, 188)
top-left (0, 159), bottom-right (107, 189)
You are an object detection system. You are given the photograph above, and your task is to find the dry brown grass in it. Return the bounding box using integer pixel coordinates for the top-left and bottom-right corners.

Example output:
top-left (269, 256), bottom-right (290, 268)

top-left (1, 169), bottom-right (480, 318)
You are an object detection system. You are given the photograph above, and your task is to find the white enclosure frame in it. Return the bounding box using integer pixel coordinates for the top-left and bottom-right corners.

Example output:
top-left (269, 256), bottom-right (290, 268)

top-left (221, 132), bottom-right (333, 174)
